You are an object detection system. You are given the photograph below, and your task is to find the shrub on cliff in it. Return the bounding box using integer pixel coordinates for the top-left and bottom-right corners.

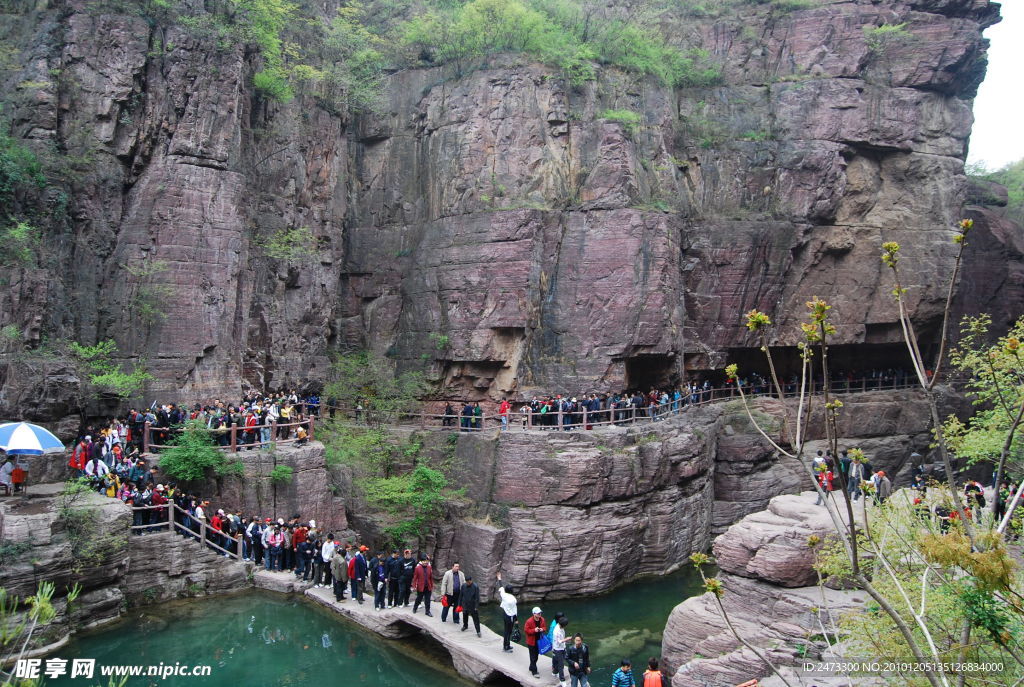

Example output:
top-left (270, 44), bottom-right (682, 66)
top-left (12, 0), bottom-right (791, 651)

top-left (159, 421), bottom-right (245, 482)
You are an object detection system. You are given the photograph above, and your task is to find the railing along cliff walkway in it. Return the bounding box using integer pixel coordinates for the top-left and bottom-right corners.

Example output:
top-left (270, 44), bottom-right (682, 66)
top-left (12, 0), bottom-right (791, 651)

top-left (141, 376), bottom-right (944, 455)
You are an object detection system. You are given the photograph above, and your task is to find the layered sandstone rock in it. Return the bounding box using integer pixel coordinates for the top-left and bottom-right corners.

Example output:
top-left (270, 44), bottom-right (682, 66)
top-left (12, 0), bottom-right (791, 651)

top-left (0, 0), bottom-right (1016, 407)
top-left (662, 492), bottom-right (864, 687)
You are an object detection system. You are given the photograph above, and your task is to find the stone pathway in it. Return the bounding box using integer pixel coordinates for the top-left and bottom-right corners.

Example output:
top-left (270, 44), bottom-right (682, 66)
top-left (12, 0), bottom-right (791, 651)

top-left (251, 571), bottom-right (554, 687)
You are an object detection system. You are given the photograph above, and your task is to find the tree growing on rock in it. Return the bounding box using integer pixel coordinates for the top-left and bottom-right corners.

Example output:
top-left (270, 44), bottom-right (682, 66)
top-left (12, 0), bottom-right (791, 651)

top-left (719, 219), bottom-right (1024, 687)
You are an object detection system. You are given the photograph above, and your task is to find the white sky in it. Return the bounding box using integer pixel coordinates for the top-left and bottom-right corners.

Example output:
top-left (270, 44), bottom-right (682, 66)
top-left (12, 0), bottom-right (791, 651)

top-left (967, 0), bottom-right (1024, 171)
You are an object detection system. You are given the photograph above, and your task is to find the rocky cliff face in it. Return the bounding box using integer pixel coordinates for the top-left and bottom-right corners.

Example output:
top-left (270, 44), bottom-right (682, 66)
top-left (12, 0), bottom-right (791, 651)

top-left (0, 0), bottom-right (1016, 406)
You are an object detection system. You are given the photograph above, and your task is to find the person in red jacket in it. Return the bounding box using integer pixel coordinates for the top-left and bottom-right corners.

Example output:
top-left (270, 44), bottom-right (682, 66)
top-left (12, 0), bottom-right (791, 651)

top-left (412, 555), bottom-right (434, 616)
top-left (524, 607), bottom-right (548, 677)
top-left (69, 437), bottom-right (88, 476)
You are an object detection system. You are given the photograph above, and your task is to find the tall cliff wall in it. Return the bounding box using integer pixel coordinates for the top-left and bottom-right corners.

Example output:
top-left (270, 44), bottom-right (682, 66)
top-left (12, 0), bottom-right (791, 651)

top-left (0, 0), bottom-right (1017, 410)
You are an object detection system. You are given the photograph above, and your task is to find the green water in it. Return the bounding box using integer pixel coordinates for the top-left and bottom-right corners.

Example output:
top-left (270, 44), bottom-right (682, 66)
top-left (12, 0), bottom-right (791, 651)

top-left (49, 591), bottom-right (463, 687)
top-left (482, 568), bottom-right (710, 685)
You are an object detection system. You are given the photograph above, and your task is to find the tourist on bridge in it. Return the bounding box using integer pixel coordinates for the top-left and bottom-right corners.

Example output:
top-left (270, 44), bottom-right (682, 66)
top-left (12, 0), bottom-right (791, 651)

top-left (566, 633), bottom-right (591, 687)
top-left (524, 606), bottom-right (548, 678)
top-left (412, 555), bottom-right (434, 616)
top-left (321, 535), bottom-right (338, 589)
top-left (399, 549), bottom-right (416, 606)
top-left (551, 614), bottom-right (569, 685)
top-left (458, 574), bottom-right (482, 637)
top-left (440, 562), bottom-right (466, 624)
top-left (495, 572), bottom-right (518, 653)
top-left (371, 550), bottom-right (388, 609)
top-left (386, 550), bottom-right (402, 607)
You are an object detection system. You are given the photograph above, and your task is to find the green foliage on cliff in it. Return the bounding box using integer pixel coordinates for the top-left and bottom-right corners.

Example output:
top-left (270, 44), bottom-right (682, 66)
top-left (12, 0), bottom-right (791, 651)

top-left (0, 220), bottom-right (39, 268)
top-left (324, 351), bottom-right (428, 427)
top-left (863, 22), bottom-right (913, 56)
top-left (399, 0), bottom-right (721, 87)
top-left (68, 340), bottom-right (152, 398)
top-left (268, 464), bottom-right (294, 484)
top-left (362, 464), bottom-right (448, 546)
top-left (598, 108), bottom-right (643, 135)
top-left (258, 226), bottom-right (319, 262)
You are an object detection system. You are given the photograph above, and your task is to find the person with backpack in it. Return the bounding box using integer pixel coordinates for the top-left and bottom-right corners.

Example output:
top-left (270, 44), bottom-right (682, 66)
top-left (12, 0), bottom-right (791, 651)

top-left (566, 633), bottom-right (591, 687)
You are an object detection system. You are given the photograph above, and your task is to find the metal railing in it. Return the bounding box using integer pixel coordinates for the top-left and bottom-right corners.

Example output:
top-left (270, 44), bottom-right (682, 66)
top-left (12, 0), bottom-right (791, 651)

top-left (129, 502), bottom-right (243, 561)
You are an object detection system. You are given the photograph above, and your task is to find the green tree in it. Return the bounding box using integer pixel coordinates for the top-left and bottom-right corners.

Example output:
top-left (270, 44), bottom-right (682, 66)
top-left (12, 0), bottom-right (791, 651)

top-left (362, 464), bottom-right (448, 547)
top-left (158, 421), bottom-right (244, 481)
top-left (68, 340), bottom-right (152, 399)
top-left (971, 158), bottom-right (1024, 225)
top-left (323, 350), bottom-right (428, 427)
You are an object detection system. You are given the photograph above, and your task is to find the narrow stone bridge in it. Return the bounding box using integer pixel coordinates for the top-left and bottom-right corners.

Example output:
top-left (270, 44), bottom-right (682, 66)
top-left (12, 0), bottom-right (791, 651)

top-left (303, 585), bottom-right (550, 687)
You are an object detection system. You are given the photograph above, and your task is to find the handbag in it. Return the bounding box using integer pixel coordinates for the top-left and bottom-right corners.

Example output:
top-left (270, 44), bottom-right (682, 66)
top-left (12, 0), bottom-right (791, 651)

top-left (456, 605), bottom-right (463, 613)
top-left (510, 623), bottom-right (522, 642)
top-left (537, 634), bottom-right (552, 655)
top-left (441, 595), bottom-right (449, 607)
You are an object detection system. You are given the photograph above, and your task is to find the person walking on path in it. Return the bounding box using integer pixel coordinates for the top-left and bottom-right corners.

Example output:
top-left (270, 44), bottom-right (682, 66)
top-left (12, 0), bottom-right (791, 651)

top-left (412, 555), bottom-right (434, 616)
top-left (457, 575), bottom-right (482, 637)
top-left (612, 659), bottom-right (636, 687)
top-left (566, 633), bottom-right (591, 687)
top-left (438, 561), bottom-right (466, 626)
top-left (524, 606), bottom-right (548, 678)
top-left (371, 550), bottom-right (388, 610)
top-left (552, 614), bottom-right (569, 686)
top-left (495, 572), bottom-right (518, 653)
top-left (440, 562), bottom-right (466, 625)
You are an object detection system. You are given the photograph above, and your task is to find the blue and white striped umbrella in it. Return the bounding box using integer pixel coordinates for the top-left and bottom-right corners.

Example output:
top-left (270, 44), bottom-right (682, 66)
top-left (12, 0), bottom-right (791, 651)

top-left (0, 422), bottom-right (66, 455)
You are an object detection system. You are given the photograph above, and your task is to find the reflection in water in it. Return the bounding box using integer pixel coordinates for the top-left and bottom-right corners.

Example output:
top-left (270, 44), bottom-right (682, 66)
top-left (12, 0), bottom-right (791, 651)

top-left (48, 592), bottom-right (466, 687)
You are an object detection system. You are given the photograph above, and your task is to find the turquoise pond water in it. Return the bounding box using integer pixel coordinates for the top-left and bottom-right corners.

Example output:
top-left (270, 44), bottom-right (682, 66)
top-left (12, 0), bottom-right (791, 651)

top-left (47, 591), bottom-right (463, 687)
top-left (47, 568), bottom-right (707, 687)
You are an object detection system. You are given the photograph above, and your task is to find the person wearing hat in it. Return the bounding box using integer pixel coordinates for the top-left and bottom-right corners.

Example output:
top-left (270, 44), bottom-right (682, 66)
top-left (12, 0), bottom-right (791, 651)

top-left (457, 574), bottom-right (481, 637)
top-left (524, 605), bottom-right (548, 677)
top-left (411, 555), bottom-right (434, 616)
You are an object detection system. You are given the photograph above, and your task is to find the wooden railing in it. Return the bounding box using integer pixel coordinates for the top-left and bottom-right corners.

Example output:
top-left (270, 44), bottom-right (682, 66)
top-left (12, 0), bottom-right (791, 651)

top-left (130, 502), bottom-right (242, 561)
top-left (143, 417), bottom-right (314, 454)
top-left (138, 375), bottom-right (945, 451)
top-left (321, 376), bottom-right (932, 432)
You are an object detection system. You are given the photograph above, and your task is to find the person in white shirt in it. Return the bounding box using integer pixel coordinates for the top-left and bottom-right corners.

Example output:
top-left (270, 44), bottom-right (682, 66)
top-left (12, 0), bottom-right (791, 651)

top-left (552, 613), bottom-right (569, 686)
top-left (320, 537), bottom-right (336, 588)
top-left (495, 572), bottom-right (518, 653)
top-left (84, 456), bottom-right (110, 479)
